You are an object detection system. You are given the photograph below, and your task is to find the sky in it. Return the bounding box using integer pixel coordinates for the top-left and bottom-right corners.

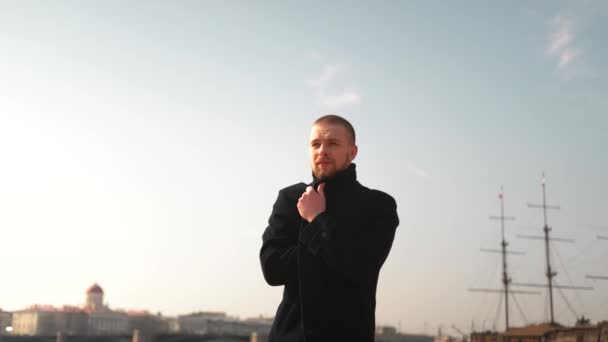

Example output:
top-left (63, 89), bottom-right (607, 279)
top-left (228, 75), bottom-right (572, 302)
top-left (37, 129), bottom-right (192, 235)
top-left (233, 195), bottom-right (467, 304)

top-left (1, 0), bottom-right (607, 335)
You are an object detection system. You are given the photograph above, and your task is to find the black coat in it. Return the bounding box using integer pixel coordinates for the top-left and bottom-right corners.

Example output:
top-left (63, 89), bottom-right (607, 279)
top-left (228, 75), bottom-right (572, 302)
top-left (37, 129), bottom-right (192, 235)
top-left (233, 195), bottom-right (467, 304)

top-left (260, 164), bottom-right (399, 342)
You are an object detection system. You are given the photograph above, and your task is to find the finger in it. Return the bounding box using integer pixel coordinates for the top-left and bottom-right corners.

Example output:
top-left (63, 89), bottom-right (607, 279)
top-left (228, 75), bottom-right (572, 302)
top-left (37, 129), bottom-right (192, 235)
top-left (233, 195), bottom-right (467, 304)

top-left (306, 186), bottom-right (314, 194)
top-left (318, 183), bottom-right (326, 197)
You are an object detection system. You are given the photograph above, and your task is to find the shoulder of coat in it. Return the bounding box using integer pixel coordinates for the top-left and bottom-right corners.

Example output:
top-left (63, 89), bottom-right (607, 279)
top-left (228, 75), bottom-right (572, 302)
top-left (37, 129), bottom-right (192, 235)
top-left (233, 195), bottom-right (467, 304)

top-left (278, 182), bottom-right (308, 197)
top-left (362, 187), bottom-right (397, 207)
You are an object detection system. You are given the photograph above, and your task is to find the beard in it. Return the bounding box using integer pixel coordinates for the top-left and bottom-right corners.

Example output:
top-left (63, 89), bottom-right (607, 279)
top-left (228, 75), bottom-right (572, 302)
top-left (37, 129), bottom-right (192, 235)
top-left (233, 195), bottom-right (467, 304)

top-left (312, 156), bottom-right (350, 179)
top-left (313, 163), bottom-right (336, 179)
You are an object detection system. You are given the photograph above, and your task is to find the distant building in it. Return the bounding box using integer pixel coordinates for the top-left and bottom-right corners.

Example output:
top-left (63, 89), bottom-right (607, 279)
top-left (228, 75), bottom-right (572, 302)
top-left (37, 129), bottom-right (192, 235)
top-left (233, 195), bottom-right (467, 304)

top-left (0, 309), bottom-right (12, 335)
top-left (500, 323), bottom-right (560, 342)
top-left (11, 283), bottom-right (133, 336)
top-left (87, 311), bottom-right (130, 335)
top-left (472, 322), bottom-right (608, 342)
top-left (127, 311), bottom-right (168, 335)
top-left (549, 325), bottom-right (601, 342)
top-left (84, 284), bottom-right (130, 335)
top-left (243, 316), bottom-right (272, 336)
top-left (6, 283), bottom-right (275, 338)
top-left (375, 327), bottom-right (435, 342)
top-left (164, 317), bottom-right (179, 333)
top-left (11, 305), bottom-right (88, 336)
top-left (84, 284), bottom-right (104, 311)
top-left (470, 330), bottom-right (499, 342)
top-left (436, 335), bottom-right (464, 342)
top-left (177, 312), bottom-right (227, 335)
top-left (377, 326), bottom-right (398, 336)
top-left (177, 312), bottom-right (271, 336)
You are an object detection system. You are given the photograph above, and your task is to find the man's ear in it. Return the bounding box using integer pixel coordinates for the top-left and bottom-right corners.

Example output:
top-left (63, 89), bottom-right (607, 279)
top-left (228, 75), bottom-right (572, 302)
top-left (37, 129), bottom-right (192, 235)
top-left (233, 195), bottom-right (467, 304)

top-left (349, 144), bottom-right (358, 162)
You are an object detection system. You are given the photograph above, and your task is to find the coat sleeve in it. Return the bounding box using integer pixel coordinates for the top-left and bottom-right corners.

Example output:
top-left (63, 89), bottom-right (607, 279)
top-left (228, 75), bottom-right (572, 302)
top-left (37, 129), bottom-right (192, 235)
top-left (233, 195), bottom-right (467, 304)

top-left (298, 191), bottom-right (399, 285)
top-left (259, 188), bottom-right (301, 286)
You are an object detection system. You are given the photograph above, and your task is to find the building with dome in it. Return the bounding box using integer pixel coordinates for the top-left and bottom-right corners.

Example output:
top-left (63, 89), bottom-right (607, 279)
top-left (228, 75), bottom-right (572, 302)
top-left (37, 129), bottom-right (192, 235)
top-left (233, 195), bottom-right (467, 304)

top-left (85, 283), bottom-right (104, 311)
top-left (83, 283), bottom-right (130, 335)
top-left (11, 284), bottom-right (130, 336)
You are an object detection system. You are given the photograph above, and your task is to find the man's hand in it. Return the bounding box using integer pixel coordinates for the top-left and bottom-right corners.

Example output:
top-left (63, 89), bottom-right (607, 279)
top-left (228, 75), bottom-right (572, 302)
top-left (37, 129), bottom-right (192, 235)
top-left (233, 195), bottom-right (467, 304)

top-left (297, 183), bottom-right (326, 223)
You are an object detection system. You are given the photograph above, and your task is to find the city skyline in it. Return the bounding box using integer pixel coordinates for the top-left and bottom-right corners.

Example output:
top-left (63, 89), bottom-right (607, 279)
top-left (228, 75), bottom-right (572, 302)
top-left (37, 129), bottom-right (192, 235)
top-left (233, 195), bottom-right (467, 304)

top-left (2, 282), bottom-right (273, 337)
top-left (1, 1), bottom-right (607, 334)
top-left (1, 282), bottom-right (268, 322)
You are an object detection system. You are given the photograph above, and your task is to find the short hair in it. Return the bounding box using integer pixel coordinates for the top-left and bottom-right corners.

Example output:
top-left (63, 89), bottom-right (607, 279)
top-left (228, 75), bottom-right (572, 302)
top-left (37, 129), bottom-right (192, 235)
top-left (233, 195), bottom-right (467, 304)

top-left (313, 114), bottom-right (356, 144)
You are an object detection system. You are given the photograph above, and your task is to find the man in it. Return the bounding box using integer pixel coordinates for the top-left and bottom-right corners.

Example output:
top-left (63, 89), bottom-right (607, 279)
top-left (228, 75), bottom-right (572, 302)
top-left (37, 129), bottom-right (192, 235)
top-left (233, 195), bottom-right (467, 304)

top-left (260, 115), bottom-right (399, 342)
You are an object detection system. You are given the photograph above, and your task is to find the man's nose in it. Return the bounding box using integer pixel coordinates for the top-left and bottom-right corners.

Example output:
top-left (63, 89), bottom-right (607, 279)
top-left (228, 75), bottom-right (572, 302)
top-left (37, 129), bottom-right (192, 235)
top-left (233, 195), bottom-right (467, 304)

top-left (318, 143), bottom-right (329, 155)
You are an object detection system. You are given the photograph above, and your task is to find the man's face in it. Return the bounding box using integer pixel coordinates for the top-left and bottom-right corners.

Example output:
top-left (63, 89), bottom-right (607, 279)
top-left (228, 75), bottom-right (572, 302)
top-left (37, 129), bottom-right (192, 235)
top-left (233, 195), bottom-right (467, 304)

top-left (309, 122), bottom-right (358, 179)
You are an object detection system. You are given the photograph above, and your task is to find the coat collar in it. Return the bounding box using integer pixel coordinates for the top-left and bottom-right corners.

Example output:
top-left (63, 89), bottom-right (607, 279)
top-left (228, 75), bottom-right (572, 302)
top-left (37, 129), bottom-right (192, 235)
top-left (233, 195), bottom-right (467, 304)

top-left (310, 163), bottom-right (358, 193)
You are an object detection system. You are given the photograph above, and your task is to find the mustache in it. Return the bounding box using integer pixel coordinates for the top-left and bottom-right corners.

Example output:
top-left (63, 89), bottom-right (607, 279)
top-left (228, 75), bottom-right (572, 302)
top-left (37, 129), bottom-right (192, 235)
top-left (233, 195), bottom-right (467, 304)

top-left (315, 159), bottom-right (333, 163)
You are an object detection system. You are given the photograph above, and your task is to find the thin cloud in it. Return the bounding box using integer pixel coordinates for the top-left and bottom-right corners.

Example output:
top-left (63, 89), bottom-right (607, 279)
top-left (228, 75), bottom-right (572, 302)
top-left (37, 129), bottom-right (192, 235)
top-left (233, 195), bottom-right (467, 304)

top-left (546, 16), bottom-right (572, 59)
top-left (308, 50), bottom-right (323, 62)
top-left (309, 60), bottom-right (361, 109)
top-left (408, 163), bottom-right (431, 179)
top-left (545, 14), bottom-right (585, 78)
top-left (309, 64), bottom-right (341, 89)
top-left (319, 91), bottom-right (361, 108)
